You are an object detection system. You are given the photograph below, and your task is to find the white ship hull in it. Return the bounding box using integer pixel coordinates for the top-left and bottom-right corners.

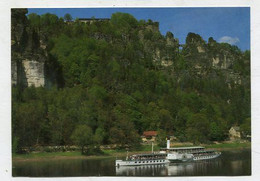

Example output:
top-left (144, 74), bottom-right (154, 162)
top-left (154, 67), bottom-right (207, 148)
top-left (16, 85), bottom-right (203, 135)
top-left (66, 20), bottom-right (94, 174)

top-left (167, 152), bottom-right (221, 162)
top-left (167, 153), bottom-right (194, 162)
top-left (115, 159), bottom-right (170, 167)
top-left (193, 152), bottom-right (221, 161)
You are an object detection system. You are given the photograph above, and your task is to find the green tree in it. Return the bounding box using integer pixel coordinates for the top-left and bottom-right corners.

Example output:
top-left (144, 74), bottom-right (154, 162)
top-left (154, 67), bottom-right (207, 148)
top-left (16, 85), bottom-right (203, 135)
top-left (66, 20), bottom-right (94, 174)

top-left (109, 113), bottom-right (140, 149)
top-left (186, 113), bottom-right (210, 144)
top-left (94, 127), bottom-right (106, 146)
top-left (111, 12), bottom-right (138, 32)
top-left (159, 109), bottom-right (174, 133)
top-left (156, 129), bottom-right (167, 147)
top-left (209, 122), bottom-right (223, 141)
top-left (71, 125), bottom-right (93, 154)
top-left (240, 118), bottom-right (251, 138)
top-left (64, 13), bottom-right (72, 21)
top-left (12, 136), bottom-right (19, 154)
top-left (28, 13), bottom-right (41, 31)
top-left (12, 101), bottom-right (46, 149)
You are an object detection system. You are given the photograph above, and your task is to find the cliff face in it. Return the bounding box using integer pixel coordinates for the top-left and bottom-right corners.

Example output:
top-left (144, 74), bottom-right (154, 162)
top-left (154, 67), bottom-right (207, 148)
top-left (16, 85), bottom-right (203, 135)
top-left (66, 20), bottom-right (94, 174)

top-left (179, 33), bottom-right (249, 86)
top-left (12, 58), bottom-right (46, 88)
top-left (11, 9), bottom-right (46, 87)
top-left (11, 10), bottom-right (249, 88)
top-left (22, 60), bottom-right (45, 87)
top-left (11, 61), bottom-right (17, 85)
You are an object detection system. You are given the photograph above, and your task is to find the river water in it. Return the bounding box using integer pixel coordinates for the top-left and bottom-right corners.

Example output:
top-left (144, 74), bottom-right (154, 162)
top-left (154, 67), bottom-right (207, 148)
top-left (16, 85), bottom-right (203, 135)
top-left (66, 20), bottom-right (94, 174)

top-left (12, 149), bottom-right (251, 177)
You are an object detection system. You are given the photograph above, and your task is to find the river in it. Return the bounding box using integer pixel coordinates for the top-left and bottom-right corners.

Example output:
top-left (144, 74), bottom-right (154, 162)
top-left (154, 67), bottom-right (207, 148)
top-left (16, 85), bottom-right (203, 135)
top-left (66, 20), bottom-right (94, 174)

top-left (12, 149), bottom-right (251, 177)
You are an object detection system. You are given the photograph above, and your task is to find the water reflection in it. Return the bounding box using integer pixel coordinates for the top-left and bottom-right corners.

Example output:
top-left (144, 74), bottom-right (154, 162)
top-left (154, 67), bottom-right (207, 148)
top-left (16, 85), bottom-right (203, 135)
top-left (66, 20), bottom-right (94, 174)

top-left (13, 149), bottom-right (251, 177)
top-left (167, 163), bottom-right (194, 176)
top-left (116, 164), bottom-right (168, 176)
top-left (116, 160), bottom-right (218, 176)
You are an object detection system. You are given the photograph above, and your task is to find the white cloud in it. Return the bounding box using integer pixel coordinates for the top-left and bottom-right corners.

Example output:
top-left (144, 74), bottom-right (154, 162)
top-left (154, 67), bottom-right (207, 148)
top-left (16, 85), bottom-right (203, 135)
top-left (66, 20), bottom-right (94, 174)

top-left (218, 36), bottom-right (240, 45)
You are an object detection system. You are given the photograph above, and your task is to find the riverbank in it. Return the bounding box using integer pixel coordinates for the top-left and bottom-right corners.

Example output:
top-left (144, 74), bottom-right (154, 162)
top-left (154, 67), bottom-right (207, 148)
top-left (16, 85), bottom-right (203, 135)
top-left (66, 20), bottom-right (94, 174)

top-left (13, 142), bottom-right (251, 162)
top-left (204, 142), bottom-right (251, 150)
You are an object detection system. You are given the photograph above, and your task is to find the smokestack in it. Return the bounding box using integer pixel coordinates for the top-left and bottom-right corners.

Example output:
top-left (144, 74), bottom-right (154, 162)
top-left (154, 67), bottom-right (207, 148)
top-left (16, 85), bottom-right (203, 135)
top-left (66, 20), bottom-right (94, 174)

top-left (167, 139), bottom-right (170, 149)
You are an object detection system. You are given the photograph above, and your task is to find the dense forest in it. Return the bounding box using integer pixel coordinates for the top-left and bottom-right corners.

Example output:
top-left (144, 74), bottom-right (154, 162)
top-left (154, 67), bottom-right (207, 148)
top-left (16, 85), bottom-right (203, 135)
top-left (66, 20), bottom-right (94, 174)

top-left (11, 9), bottom-right (250, 154)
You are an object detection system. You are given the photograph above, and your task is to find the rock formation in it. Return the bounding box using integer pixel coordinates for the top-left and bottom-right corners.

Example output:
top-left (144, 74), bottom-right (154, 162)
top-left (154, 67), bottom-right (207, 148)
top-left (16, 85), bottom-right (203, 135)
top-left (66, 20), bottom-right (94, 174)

top-left (11, 10), bottom-right (249, 88)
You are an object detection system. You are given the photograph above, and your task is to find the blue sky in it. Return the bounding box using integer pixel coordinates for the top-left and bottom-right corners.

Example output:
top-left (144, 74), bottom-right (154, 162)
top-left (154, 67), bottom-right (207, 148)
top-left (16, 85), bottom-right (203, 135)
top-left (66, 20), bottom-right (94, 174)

top-left (28, 8), bottom-right (250, 51)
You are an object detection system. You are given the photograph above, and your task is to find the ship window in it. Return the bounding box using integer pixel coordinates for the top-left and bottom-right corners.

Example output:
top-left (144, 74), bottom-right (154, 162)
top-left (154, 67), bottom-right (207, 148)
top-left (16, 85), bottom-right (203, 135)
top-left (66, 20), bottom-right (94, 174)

top-left (143, 161), bottom-right (145, 163)
top-left (135, 162), bottom-right (137, 163)
top-left (139, 161), bottom-right (141, 163)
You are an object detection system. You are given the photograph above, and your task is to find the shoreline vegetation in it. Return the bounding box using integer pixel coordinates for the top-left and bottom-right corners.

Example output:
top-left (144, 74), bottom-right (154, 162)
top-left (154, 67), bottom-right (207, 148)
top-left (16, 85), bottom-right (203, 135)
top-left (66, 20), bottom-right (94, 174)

top-left (13, 142), bottom-right (251, 162)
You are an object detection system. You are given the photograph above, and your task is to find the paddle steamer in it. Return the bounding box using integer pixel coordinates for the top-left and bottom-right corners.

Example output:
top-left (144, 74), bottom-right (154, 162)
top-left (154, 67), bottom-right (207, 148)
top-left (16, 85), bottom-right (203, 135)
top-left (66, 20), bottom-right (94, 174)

top-left (160, 139), bottom-right (221, 162)
top-left (115, 139), bottom-right (221, 166)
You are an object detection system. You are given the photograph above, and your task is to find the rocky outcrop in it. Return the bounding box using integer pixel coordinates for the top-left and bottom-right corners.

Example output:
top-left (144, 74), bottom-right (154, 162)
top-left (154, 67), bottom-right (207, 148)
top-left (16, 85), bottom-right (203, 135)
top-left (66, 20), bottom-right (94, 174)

top-left (161, 60), bottom-right (173, 66)
top-left (22, 59), bottom-right (45, 87)
top-left (11, 61), bottom-right (17, 85)
top-left (197, 46), bottom-right (205, 53)
top-left (212, 54), bottom-right (232, 69)
top-left (150, 32), bottom-right (179, 67)
top-left (11, 9), bottom-right (46, 88)
top-left (11, 59), bottom-right (45, 87)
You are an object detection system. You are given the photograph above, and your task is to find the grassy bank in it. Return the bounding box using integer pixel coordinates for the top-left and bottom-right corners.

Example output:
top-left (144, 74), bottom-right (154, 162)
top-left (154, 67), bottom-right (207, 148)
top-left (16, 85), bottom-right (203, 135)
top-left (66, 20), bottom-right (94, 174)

top-left (13, 142), bottom-right (251, 162)
top-left (13, 151), bottom-right (84, 162)
top-left (12, 150), bottom-right (148, 162)
top-left (204, 142), bottom-right (251, 150)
